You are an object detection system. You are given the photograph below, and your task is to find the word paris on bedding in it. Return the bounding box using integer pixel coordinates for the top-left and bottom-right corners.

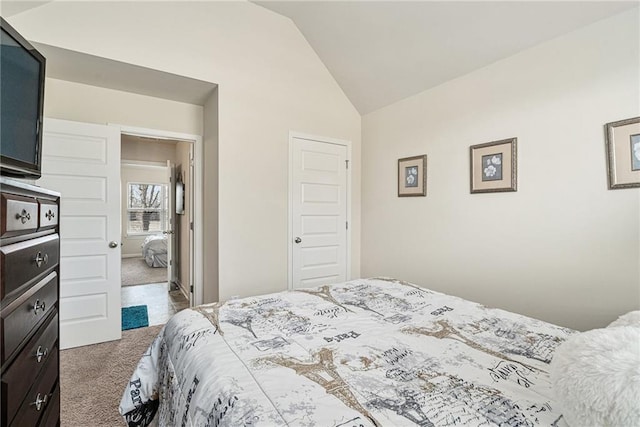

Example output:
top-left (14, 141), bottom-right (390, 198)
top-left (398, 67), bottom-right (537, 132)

top-left (120, 277), bottom-right (587, 427)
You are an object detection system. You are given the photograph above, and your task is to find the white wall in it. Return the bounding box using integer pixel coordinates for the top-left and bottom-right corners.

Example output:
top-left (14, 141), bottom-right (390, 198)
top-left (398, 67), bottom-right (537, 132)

top-left (203, 88), bottom-right (219, 303)
top-left (121, 138), bottom-right (177, 165)
top-left (10, 1), bottom-right (361, 302)
top-left (44, 79), bottom-right (203, 135)
top-left (362, 9), bottom-right (640, 331)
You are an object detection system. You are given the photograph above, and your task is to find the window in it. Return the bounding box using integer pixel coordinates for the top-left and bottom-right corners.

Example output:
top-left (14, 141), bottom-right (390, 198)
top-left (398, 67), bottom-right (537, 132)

top-left (127, 183), bottom-right (167, 235)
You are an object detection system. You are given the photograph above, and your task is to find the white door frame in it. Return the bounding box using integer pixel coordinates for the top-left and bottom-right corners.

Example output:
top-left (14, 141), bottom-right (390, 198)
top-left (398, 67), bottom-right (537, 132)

top-left (114, 124), bottom-right (204, 306)
top-left (165, 160), bottom-right (176, 287)
top-left (288, 131), bottom-right (352, 290)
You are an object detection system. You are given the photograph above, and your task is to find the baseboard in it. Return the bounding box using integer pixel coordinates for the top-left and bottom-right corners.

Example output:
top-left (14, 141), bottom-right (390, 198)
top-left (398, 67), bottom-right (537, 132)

top-left (173, 279), bottom-right (190, 304)
top-left (122, 254), bottom-right (141, 259)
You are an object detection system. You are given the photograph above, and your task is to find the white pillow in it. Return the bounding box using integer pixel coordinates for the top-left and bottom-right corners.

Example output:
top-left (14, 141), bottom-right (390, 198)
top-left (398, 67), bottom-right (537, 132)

top-left (550, 317), bottom-right (640, 427)
top-left (607, 310), bottom-right (640, 328)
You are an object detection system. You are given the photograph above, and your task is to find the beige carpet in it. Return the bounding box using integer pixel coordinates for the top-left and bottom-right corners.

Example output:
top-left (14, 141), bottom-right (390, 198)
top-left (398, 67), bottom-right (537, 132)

top-left (121, 257), bottom-right (167, 287)
top-left (60, 324), bottom-right (164, 426)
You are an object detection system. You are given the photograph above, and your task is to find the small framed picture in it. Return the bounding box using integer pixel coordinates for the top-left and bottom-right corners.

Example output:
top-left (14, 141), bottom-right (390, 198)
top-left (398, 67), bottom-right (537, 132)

top-left (470, 138), bottom-right (517, 194)
top-left (605, 116), bottom-right (640, 189)
top-left (398, 155), bottom-right (427, 197)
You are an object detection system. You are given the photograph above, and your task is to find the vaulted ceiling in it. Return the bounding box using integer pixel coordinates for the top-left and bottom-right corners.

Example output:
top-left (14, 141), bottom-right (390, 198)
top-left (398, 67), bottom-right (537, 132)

top-left (255, 1), bottom-right (637, 114)
top-left (5, 1), bottom-right (637, 115)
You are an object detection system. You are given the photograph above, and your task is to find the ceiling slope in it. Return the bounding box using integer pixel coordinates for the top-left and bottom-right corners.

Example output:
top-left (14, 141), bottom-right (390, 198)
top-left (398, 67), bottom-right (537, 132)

top-left (256, 1), bottom-right (638, 114)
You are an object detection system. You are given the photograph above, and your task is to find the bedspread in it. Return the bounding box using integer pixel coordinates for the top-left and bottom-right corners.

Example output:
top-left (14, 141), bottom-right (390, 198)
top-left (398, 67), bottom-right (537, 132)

top-left (141, 234), bottom-right (167, 268)
top-left (120, 278), bottom-right (572, 427)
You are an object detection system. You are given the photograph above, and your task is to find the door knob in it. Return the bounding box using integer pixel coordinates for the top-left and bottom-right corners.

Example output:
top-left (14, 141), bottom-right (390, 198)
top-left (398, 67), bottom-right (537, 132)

top-left (108, 241), bottom-right (118, 248)
top-left (294, 237), bottom-right (302, 244)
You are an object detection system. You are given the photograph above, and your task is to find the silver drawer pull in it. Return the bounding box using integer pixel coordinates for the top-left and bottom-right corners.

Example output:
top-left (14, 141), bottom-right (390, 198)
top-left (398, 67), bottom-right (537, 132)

top-left (35, 345), bottom-right (49, 363)
top-left (34, 251), bottom-right (49, 267)
top-left (31, 393), bottom-right (48, 411)
top-left (45, 209), bottom-right (55, 221)
top-left (15, 209), bottom-right (31, 224)
top-left (33, 299), bottom-right (46, 315)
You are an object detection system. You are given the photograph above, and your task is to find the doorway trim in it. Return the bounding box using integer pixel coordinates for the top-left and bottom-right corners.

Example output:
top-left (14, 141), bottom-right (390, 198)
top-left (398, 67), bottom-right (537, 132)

top-left (114, 124), bottom-right (204, 306)
top-left (287, 131), bottom-right (352, 290)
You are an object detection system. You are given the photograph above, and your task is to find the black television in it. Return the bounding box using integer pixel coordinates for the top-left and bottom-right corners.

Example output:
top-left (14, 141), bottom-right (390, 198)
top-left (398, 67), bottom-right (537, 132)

top-left (0, 17), bottom-right (46, 179)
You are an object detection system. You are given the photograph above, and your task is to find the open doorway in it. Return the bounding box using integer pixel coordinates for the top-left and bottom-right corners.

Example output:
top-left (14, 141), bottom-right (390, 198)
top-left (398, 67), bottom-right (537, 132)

top-left (119, 133), bottom-right (193, 325)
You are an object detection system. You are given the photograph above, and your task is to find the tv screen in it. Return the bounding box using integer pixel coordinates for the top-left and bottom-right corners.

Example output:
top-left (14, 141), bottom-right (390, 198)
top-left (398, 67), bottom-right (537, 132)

top-left (0, 17), bottom-right (45, 178)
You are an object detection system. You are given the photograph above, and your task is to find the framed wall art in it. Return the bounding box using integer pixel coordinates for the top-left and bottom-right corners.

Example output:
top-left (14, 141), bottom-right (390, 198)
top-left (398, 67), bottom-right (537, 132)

top-left (398, 155), bottom-right (427, 197)
top-left (605, 116), bottom-right (640, 189)
top-left (470, 138), bottom-right (517, 194)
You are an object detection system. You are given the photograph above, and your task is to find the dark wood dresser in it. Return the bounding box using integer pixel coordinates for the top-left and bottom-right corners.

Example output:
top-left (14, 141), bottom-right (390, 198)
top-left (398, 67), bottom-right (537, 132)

top-left (1, 177), bottom-right (60, 427)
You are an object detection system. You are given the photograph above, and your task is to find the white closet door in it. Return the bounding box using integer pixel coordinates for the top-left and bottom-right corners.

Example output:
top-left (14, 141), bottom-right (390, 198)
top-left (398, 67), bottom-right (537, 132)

top-left (291, 136), bottom-right (348, 289)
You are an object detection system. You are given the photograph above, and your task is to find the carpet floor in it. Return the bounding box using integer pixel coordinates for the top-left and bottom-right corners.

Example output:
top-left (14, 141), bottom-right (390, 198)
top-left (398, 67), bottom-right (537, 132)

top-left (60, 324), bottom-right (163, 426)
top-left (121, 257), bottom-right (167, 287)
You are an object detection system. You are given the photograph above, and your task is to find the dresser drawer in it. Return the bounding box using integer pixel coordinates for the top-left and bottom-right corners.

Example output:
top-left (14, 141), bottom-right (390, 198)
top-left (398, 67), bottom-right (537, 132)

top-left (1, 272), bottom-right (57, 364)
top-left (1, 312), bottom-right (58, 426)
top-left (1, 234), bottom-right (59, 302)
top-left (37, 383), bottom-right (59, 427)
top-left (1, 193), bottom-right (39, 237)
top-left (8, 350), bottom-right (58, 427)
top-left (38, 202), bottom-right (58, 230)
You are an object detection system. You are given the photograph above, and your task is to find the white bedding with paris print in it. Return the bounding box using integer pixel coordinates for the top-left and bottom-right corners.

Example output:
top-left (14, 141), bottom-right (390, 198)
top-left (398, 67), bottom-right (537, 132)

top-left (120, 278), bottom-right (572, 427)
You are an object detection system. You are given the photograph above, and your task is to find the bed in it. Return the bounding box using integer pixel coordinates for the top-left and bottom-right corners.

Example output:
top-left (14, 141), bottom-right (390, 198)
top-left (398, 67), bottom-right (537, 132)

top-left (119, 277), bottom-right (573, 426)
top-left (141, 234), bottom-right (168, 268)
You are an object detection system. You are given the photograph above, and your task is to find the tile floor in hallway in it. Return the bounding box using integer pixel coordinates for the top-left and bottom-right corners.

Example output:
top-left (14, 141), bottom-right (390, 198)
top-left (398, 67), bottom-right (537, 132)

top-left (121, 282), bottom-right (190, 326)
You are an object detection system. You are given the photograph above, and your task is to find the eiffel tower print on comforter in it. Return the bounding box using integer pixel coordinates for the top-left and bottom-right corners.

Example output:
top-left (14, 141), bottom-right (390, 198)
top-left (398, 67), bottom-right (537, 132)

top-left (119, 277), bottom-right (572, 427)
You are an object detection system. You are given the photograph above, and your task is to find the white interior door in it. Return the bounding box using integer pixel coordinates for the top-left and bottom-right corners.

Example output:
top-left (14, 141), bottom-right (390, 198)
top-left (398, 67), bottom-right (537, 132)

top-left (38, 118), bottom-right (121, 349)
top-left (164, 161), bottom-right (175, 286)
top-left (290, 136), bottom-right (349, 289)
